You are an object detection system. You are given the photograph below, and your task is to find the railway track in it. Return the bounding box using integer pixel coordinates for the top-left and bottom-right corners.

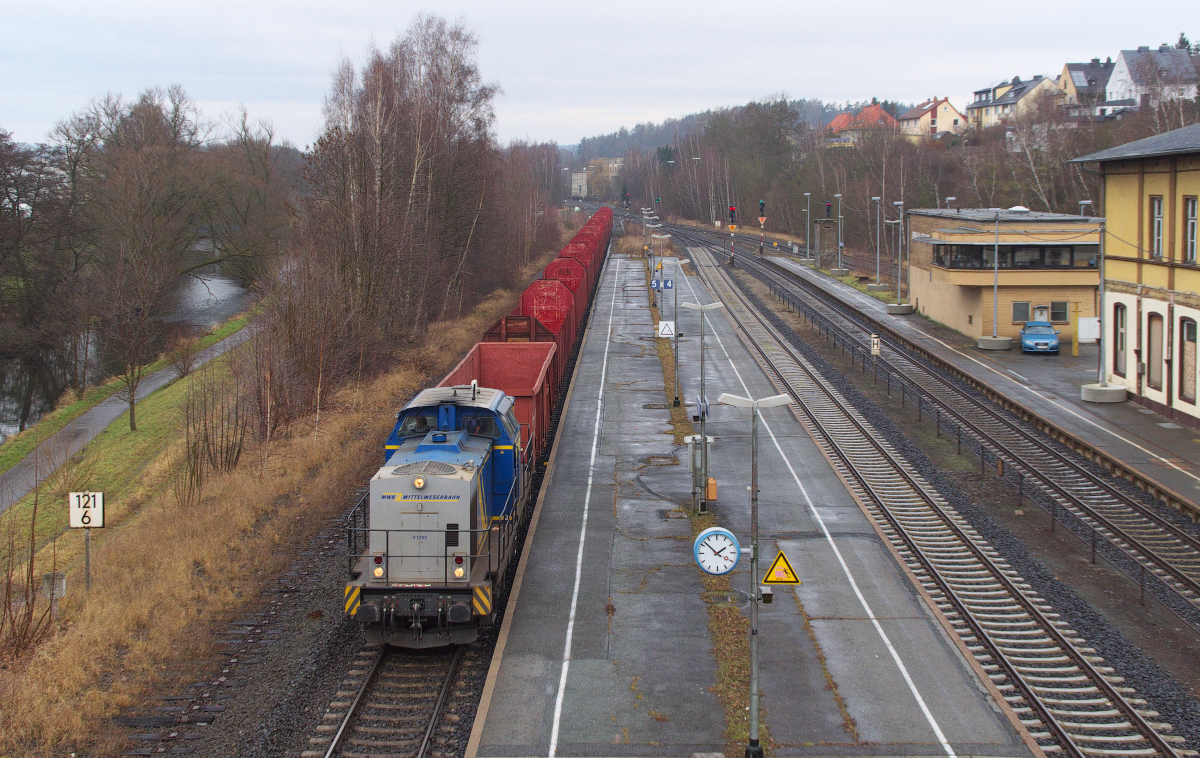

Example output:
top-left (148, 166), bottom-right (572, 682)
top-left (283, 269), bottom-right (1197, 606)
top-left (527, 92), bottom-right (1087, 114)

top-left (305, 645), bottom-right (466, 758)
top-left (671, 221), bottom-right (1200, 632)
top-left (679, 236), bottom-right (1192, 758)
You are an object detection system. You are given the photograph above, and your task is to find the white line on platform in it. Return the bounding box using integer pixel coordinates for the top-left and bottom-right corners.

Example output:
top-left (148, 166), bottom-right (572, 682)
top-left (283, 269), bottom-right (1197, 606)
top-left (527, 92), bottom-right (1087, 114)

top-left (681, 256), bottom-right (957, 758)
top-left (1007, 369), bottom-right (1029, 382)
top-left (547, 258), bottom-right (621, 758)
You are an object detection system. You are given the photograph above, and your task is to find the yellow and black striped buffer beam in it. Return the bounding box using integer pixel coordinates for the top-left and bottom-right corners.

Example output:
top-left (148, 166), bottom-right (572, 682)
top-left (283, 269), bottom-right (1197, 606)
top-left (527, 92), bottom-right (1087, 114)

top-left (344, 585), bottom-right (361, 616)
top-left (472, 585), bottom-right (492, 616)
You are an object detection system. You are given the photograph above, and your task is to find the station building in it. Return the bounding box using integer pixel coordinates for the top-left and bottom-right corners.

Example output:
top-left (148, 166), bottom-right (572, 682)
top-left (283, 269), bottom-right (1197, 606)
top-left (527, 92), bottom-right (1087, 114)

top-left (1073, 123), bottom-right (1200, 425)
top-left (906, 208), bottom-right (1101, 343)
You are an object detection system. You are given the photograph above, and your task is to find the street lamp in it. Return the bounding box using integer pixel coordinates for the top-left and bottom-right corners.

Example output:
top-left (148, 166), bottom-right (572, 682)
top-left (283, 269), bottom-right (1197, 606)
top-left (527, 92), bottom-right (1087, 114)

top-left (681, 300), bottom-right (725, 513)
top-left (803, 192), bottom-right (811, 260)
top-left (892, 201), bottom-right (904, 303)
top-left (834, 194), bottom-right (844, 272)
top-left (716, 391), bottom-right (791, 758)
top-left (1079, 200), bottom-right (1104, 385)
top-left (945, 196), bottom-right (957, 210)
top-left (871, 197), bottom-right (881, 284)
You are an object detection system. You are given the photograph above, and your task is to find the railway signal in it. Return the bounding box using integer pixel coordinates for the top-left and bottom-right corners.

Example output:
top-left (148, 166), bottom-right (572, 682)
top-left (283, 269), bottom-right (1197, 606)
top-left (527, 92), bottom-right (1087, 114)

top-left (728, 205), bottom-right (737, 225)
top-left (759, 199), bottom-right (765, 216)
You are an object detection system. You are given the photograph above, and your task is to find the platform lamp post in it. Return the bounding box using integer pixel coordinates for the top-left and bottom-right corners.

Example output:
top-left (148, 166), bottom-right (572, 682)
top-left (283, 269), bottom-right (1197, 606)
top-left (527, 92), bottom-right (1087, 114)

top-left (682, 301), bottom-right (724, 514)
top-left (871, 197), bottom-right (881, 284)
top-left (804, 193), bottom-right (811, 260)
top-left (892, 201), bottom-right (904, 302)
top-left (717, 392), bottom-right (791, 758)
top-left (652, 232), bottom-right (671, 294)
top-left (992, 209), bottom-right (1001, 340)
top-left (834, 194), bottom-right (844, 272)
top-left (673, 256), bottom-right (683, 406)
top-left (945, 196), bottom-right (956, 210)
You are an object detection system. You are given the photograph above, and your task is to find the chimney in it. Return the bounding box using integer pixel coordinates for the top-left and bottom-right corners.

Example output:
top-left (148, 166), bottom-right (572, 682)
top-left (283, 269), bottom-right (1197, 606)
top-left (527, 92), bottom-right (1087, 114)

top-left (1159, 44), bottom-right (1171, 52)
top-left (1091, 58), bottom-right (1100, 64)
top-left (1138, 46), bottom-right (1150, 52)
top-left (1106, 56), bottom-right (1112, 63)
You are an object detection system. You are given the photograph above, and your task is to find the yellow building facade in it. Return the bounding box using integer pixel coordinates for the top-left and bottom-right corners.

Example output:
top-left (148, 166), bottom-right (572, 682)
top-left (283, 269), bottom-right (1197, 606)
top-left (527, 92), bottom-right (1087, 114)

top-left (1074, 124), bottom-right (1200, 426)
top-left (907, 209), bottom-right (1100, 342)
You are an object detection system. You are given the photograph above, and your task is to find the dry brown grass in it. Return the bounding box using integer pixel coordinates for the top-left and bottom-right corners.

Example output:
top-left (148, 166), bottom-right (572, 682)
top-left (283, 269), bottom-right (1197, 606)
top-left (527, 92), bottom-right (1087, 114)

top-left (0, 255), bottom-right (556, 756)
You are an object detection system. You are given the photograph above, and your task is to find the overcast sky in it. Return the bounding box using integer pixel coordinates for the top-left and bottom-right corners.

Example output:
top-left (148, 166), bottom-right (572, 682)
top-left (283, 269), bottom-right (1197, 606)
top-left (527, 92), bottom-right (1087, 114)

top-left (2, 1), bottom-right (1195, 149)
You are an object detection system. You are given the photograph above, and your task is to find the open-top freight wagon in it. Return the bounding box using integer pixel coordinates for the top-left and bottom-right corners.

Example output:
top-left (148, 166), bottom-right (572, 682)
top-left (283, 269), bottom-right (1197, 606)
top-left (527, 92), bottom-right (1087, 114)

top-left (343, 207), bottom-right (612, 647)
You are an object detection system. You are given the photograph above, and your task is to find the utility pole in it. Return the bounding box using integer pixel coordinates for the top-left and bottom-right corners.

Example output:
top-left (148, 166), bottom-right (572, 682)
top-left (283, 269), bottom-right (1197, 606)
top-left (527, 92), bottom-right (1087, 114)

top-left (804, 193), bottom-right (811, 260)
top-left (872, 196), bottom-right (881, 284)
top-left (892, 201), bottom-right (904, 303)
top-left (835, 194), bottom-right (844, 272)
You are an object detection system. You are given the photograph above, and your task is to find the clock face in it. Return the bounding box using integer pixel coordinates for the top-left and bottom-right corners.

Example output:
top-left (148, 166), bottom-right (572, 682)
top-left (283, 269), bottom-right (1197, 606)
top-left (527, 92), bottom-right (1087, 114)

top-left (695, 529), bottom-right (739, 575)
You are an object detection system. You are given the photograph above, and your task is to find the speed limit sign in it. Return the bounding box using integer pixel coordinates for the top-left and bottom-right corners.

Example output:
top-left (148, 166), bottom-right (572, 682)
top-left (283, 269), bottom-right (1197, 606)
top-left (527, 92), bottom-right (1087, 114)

top-left (69, 492), bottom-right (105, 528)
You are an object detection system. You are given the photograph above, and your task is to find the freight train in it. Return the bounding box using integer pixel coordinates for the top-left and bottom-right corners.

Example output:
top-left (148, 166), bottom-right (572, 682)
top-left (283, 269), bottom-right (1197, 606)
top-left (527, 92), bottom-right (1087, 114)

top-left (343, 207), bottom-right (613, 648)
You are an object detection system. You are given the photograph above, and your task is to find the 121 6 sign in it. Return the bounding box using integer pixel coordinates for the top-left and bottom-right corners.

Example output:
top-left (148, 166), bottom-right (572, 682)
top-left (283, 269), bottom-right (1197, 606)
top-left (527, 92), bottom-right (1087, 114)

top-left (69, 492), bottom-right (105, 529)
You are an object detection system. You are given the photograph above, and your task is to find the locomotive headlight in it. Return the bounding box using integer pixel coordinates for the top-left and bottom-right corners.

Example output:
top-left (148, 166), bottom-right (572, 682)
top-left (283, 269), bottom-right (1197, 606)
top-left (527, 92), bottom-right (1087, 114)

top-left (373, 566), bottom-right (384, 578)
top-left (413, 476), bottom-right (426, 489)
top-left (454, 566), bottom-right (465, 579)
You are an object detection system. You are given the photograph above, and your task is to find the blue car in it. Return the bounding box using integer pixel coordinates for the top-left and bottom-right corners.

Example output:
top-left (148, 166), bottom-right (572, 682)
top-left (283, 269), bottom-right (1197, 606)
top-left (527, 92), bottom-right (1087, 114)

top-left (1020, 321), bottom-right (1060, 353)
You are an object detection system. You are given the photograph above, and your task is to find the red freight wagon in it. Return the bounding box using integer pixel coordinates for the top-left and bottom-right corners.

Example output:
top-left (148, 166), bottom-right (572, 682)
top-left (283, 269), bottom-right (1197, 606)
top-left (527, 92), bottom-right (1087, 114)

top-left (482, 315), bottom-right (563, 389)
top-left (543, 257), bottom-right (588, 322)
top-left (437, 341), bottom-right (557, 469)
top-left (519, 279), bottom-right (578, 355)
top-left (559, 241), bottom-right (598, 294)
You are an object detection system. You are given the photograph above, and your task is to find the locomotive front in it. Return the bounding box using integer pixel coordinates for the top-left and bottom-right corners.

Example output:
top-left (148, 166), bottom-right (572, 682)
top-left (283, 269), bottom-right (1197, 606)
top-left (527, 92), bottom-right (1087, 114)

top-left (344, 386), bottom-right (522, 648)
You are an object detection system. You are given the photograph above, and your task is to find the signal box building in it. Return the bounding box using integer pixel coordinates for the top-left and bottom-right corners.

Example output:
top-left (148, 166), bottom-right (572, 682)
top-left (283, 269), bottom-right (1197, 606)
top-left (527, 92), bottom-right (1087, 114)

top-left (1073, 123), bottom-right (1200, 426)
top-left (906, 208), bottom-right (1100, 343)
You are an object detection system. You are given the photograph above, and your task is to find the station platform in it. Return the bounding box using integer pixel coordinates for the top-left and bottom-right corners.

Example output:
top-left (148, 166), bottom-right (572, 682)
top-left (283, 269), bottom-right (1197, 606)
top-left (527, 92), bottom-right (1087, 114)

top-left (465, 245), bottom-right (1035, 758)
top-left (772, 257), bottom-right (1200, 511)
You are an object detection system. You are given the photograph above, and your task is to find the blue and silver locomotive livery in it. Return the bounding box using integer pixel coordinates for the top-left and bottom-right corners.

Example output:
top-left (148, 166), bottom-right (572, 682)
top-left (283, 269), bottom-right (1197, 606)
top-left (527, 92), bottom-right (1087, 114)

top-left (344, 383), bottom-right (528, 648)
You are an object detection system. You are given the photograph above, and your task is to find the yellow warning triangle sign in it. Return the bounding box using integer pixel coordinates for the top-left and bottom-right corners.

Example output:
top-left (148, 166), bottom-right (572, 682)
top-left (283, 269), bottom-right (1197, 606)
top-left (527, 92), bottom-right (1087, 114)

top-left (762, 551), bottom-right (800, 584)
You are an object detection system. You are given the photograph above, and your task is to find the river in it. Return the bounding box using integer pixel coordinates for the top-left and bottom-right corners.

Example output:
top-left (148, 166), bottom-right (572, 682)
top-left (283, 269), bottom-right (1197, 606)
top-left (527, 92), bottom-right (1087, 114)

top-left (0, 271), bottom-right (254, 443)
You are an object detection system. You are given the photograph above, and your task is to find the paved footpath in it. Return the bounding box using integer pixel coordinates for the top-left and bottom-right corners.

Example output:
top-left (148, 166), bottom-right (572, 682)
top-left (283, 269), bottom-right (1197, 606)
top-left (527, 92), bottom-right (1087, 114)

top-left (0, 327), bottom-right (255, 515)
top-left (775, 257), bottom-right (1200, 507)
top-left (467, 247), bottom-right (1034, 758)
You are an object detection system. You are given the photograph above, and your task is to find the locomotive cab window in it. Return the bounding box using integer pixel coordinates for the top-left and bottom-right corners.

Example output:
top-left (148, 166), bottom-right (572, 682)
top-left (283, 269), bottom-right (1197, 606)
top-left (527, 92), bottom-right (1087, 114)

top-left (397, 413), bottom-right (437, 436)
top-left (462, 414), bottom-right (500, 438)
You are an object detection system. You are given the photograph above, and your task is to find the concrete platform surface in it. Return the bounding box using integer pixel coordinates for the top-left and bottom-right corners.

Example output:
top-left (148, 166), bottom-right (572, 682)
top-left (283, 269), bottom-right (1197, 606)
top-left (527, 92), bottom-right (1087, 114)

top-left (773, 256), bottom-right (1200, 507)
top-left (467, 247), bottom-right (1034, 758)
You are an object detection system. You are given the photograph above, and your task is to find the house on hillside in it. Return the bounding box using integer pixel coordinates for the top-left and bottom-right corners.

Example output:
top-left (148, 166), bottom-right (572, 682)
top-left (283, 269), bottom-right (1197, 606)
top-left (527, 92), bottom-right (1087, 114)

top-left (965, 75), bottom-right (1062, 129)
top-left (1071, 123), bottom-right (1200, 426)
top-left (825, 104), bottom-right (897, 145)
top-left (897, 98), bottom-right (967, 142)
top-left (1057, 57), bottom-right (1117, 117)
top-left (1107, 46), bottom-right (1199, 110)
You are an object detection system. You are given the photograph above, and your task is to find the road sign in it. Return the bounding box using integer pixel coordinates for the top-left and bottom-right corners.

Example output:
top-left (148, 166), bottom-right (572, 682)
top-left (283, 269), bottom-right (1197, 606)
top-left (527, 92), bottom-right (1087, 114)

top-left (758, 216), bottom-right (767, 226)
top-left (728, 224), bottom-right (737, 232)
top-left (762, 551), bottom-right (800, 584)
top-left (870, 334), bottom-right (881, 356)
top-left (658, 321), bottom-right (675, 338)
top-left (664, 279), bottom-right (674, 289)
top-left (69, 491), bottom-right (104, 528)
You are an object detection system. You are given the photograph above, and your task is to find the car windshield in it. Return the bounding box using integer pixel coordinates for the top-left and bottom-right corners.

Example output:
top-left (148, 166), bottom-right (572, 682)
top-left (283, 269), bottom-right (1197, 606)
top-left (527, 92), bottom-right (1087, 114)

top-left (1025, 325), bottom-right (1056, 335)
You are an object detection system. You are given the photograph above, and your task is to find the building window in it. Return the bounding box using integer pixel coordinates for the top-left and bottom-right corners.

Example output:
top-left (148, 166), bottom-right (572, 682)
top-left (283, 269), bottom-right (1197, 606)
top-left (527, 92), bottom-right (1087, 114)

top-left (1114, 303), bottom-right (1127, 377)
top-left (1012, 302), bottom-right (1031, 322)
top-left (1151, 196), bottom-right (1164, 256)
top-left (1181, 318), bottom-right (1197, 404)
top-left (1186, 197), bottom-right (1198, 264)
top-left (1050, 301), bottom-right (1069, 322)
top-left (953, 118), bottom-right (959, 126)
top-left (1148, 313), bottom-right (1164, 390)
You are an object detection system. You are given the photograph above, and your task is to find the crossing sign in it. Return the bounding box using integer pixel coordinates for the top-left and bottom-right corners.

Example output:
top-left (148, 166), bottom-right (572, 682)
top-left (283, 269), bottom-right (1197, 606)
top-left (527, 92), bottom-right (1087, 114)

top-left (658, 321), bottom-right (676, 338)
top-left (762, 551), bottom-right (800, 584)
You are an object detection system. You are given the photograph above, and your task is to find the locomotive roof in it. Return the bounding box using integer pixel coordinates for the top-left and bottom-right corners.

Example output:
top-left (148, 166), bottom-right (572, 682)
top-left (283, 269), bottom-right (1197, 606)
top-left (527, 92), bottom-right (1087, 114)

top-left (404, 386), bottom-right (512, 414)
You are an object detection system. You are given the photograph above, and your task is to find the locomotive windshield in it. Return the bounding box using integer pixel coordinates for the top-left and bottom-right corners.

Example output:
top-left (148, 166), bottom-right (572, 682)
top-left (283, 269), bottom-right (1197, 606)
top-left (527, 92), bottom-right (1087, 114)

top-left (463, 415), bottom-right (499, 438)
top-left (397, 413), bottom-right (437, 436)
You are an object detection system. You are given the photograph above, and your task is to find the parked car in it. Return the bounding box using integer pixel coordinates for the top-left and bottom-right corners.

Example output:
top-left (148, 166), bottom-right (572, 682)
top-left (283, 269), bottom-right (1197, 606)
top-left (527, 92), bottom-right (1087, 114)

top-left (1020, 321), bottom-right (1060, 353)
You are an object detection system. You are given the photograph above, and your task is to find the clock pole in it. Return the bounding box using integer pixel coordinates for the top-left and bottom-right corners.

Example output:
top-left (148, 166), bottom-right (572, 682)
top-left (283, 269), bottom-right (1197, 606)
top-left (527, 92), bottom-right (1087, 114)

top-left (747, 400), bottom-right (762, 758)
top-left (717, 391), bottom-right (789, 758)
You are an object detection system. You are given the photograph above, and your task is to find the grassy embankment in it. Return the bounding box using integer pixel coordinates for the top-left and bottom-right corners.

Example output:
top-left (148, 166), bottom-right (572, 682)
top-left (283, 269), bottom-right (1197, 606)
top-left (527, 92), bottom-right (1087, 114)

top-left (0, 252), bottom-right (556, 755)
top-left (624, 233), bottom-right (772, 756)
top-left (0, 303), bottom-right (265, 478)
